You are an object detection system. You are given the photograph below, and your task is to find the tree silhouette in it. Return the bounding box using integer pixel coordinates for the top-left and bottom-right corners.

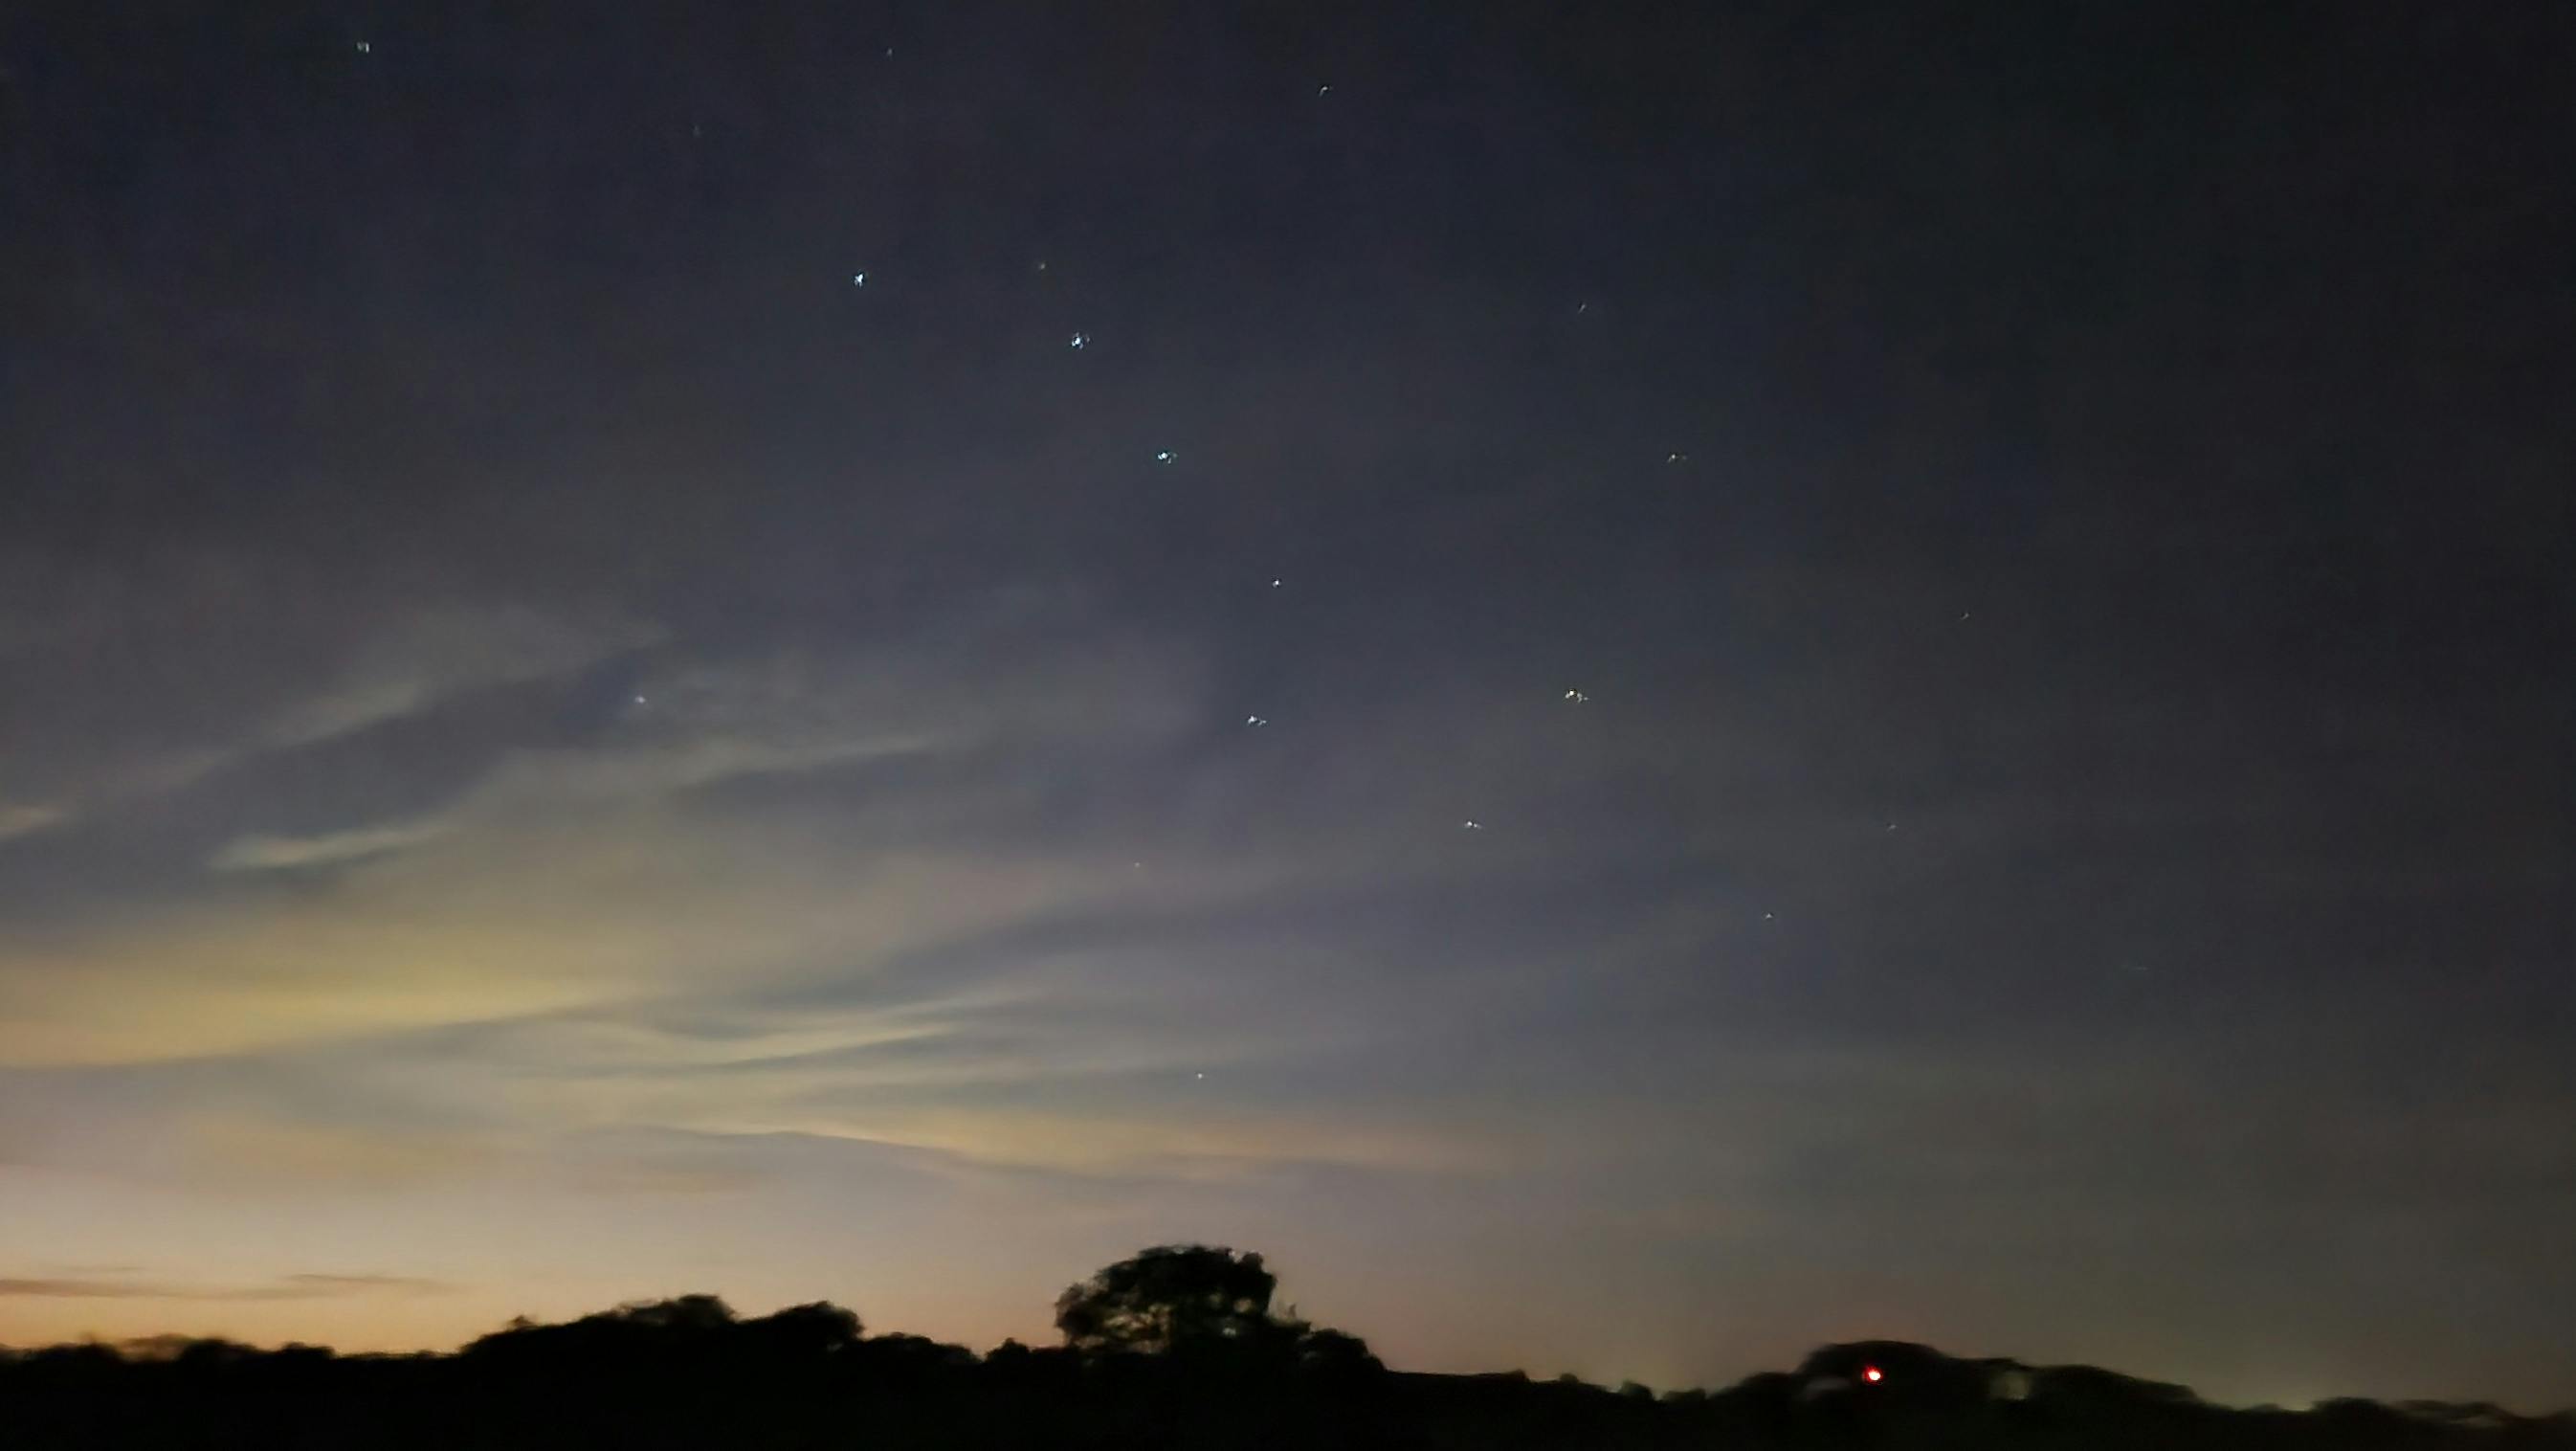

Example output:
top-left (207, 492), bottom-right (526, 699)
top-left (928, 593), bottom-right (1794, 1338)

top-left (1055, 1244), bottom-right (1292, 1356)
top-left (4, 1255), bottom-right (2568, 1450)
top-left (742, 1302), bottom-right (862, 1358)
top-left (609, 1294), bottom-right (737, 1333)
top-left (1292, 1326), bottom-right (1384, 1379)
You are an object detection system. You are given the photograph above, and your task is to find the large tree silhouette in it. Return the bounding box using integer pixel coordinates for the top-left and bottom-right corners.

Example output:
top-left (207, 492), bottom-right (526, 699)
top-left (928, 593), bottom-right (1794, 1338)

top-left (1054, 1244), bottom-right (1386, 1381)
top-left (1054, 1244), bottom-right (1292, 1356)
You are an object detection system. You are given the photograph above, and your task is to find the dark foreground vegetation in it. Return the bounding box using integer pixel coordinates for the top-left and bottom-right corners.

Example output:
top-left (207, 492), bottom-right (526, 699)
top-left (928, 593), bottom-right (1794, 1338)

top-left (5, 1246), bottom-right (2568, 1450)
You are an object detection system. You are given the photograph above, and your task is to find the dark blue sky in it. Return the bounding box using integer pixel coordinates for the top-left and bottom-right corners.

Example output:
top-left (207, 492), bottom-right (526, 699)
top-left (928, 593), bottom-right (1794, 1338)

top-left (0, 0), bottom-right (2567, 1408)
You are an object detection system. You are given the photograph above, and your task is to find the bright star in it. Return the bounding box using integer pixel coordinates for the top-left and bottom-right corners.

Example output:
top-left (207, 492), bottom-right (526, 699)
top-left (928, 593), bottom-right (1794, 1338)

top-left (1069, 331), bottom-right (1088, 348)
top-left (1564, 688), bottom-right (1588, 703)
top-left (1667, 452), bottom-right (1688, 463)
top-left (1270, 579), bottom-right (1282, 588)
top-left (1245, 715), bottom-right (1268, 727)
top-left (1461, 820), bottom-right (1484, 830)
top-left (354, 39), bottom-right (370, 54)
top-left (852, 272), bottom-right (866, 287)
top-left (1154, 450), bottom-right (1173, 462)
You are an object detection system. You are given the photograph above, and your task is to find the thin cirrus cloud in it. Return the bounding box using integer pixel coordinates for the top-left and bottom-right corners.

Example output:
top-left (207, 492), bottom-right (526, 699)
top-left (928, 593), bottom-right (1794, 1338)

top-left (253, 603), bottom-right (665, 750)
top-left (4, 609), bottom-right (1224, 1071)
top-left (0, 803), bottom-right (68, 843)
top-left (0, 1272), bottom-right (451, 1301)
top-left (207, 818), bottom-right (458, 873)
top-left (0, 599), bottom-right (662, 845)
top-left (5, 810), bottom-right (1177, 1067)
top-left (196, 608), bottom-right (1206, 877)
top-left (682, 1105), bottom-right (1510, 1182)
top-left (407, 976), bottom-right (1467, 1181)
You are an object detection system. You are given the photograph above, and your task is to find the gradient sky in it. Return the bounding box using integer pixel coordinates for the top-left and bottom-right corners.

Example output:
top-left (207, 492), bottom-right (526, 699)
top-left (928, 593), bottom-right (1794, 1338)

top-left (2, 0), bottom-right (2569, 1412)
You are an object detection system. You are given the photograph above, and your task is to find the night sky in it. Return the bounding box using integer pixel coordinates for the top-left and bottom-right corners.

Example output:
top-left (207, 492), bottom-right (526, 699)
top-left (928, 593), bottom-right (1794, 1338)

top-left (2, 1), bottom-right (2569, 1411)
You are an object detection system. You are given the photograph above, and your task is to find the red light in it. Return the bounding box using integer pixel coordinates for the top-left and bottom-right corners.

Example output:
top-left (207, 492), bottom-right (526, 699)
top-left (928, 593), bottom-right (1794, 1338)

top-left (1863, 1367), bottom-right (1883, 1383)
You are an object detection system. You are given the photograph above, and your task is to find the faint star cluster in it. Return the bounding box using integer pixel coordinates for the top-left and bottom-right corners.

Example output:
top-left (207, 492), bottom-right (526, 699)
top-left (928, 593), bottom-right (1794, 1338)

top-left (778, 39), bottom-right (1960, 945)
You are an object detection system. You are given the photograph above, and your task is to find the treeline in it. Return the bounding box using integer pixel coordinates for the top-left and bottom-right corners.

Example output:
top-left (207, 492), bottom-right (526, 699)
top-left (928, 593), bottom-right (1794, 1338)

top-left (3, 1245), bottom-right (2569, 1450)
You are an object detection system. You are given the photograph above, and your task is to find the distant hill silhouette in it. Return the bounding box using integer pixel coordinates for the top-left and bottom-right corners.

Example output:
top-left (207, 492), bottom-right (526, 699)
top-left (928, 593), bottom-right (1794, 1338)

top-left (3, 1246), bottom-right (2568, 1449)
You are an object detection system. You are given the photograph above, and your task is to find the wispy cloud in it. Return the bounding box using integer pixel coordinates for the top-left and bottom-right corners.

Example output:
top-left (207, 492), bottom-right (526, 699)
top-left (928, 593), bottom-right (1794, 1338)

top-left (0, 596), bottom-right (661, 839)
top-left (0, 615), bottom-right (1218, 1068)
top-left (696, 1107), bottom-right (1506, 1181)
top-left (257, 603), bottom-right (661, 749)
top-left (0, 803), bottom-right (68, 843)
top-left (0, 1273), bottom-right (451, 1301)
top-left (271, 1274), bottom-right (453, 1296)
top-left (208, 818), bottom-right (455, 873)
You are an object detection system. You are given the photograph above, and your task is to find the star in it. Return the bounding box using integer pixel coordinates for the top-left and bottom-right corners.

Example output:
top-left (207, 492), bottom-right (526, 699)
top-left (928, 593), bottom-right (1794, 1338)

top-left (1576, 301), bottom-right (1590, 314)
top-left (1036, 260), bottom-right (1049, 272)
top-left (1563, 688), bottom-right (1588, 703)
top-left (1245, 715), bottom-right (1269, 727)
top-left (1068, 331), bottom-right (1088, 349)
top-left (1666, 452), bottom-right (1689, 463)
top-left (633, 694), bottom-right (648, 706)
top-left (1194, 1072), bottom-right (1206, 1081)
top-left (851, 272), bottom-right (866, 287)
top-left (1154, 450), bottom-right (1174, 463)
top-left (1764, 912), bottom-right (1776, 921)
top-left (353, 39), bottom-right (371, 54)
top-left (1270, 578), bottom-right (1283, 589)
top-left (1461, 819), bottom-right (1485, 830)
top-left (1317, 84), bottom-right (1332, 97)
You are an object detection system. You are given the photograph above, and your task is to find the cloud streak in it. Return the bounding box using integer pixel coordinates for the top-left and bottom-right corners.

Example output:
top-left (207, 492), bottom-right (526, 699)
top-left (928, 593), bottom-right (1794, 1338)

top-left (0, 803), bottom-right (68, 843)
top-left (0, 1273), bottom-right (451, 1301)
top-left (0, 600), bottom-right (1232, 1068)
top-left (255, 604), bottom-right (662, 750)
top-left (208, 818), bottom-right (455, 873)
